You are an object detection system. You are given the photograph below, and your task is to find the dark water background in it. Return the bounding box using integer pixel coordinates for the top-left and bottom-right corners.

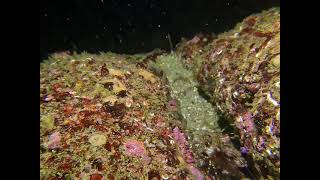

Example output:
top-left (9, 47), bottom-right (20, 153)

top-left (40, 0), bottom-right (279, 62)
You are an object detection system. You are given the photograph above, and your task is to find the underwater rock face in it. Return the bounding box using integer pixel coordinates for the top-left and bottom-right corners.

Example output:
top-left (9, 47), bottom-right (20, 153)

top-left (40, 52), bottom-right (205, 179)
top-left (150, 53), bottom-right (248, 179)
top-left (40, 7), bottom-right (280, 180)
top-left (177, 8), bottom-right (280, 178)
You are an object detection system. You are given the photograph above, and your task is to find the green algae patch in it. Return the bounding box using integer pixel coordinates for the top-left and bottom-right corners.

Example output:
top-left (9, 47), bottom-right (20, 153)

top-left (151, 53), bottom-right (220, 133)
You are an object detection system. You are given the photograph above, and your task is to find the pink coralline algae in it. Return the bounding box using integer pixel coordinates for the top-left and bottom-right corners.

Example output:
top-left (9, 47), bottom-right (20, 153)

top-left (123, 139), bottom-right (150, 163)
top-left (236, 112), bottom-right (255, 134)
top-left (188, 165), bottom-right (205, 180)
top-left (172, 127), bottom-right (204, 179)
top-left (48, 132), bottom-right (61, 149)
top-left (172, 127), bottom-right (187, 145)
top-left (172, 127), bottom-right (195, 163)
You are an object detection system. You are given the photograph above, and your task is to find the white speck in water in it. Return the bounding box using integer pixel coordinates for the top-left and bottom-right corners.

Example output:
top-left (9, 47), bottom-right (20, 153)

top-left (44, 13), bottom-right (47, 17)
top-left (158, 24), bottom-right (161, 28)
top-left (101, 0), bottom-right (104, 3)
top-left (215, 18), bottom-right (218, 22)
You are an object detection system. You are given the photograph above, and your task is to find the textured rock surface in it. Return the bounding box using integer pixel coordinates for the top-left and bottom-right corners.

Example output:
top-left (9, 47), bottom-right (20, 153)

top-left (176, 8), bottom-right (280, 178)
top-left (40, 7), bottom-right (280, 180)
top-left (150, 53), bottom-right (247, 179)
top-left (40, 52), bottom-right (205, 179)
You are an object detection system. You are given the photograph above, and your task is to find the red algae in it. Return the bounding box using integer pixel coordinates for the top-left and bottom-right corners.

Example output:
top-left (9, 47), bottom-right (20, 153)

top-left (90, 174), bottom-right (103, 180)
top-left (245, 17), bottom-right (256, 26)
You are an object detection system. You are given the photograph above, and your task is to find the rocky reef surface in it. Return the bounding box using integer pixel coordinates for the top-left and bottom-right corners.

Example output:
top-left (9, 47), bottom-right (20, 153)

top-left (40, 7), bottom-right (279, 180)
top-left (40, 52), bottom-right (207, 179)
top-left (176, 7), bottom-right (280, 178)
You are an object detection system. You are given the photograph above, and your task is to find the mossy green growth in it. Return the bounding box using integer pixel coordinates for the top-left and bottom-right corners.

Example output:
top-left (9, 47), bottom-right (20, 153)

top-left (151, 53), bottom-right (220, 133)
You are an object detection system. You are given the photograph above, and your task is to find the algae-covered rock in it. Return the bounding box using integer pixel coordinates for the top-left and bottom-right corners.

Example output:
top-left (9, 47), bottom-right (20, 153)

top-left (176, 8), bottom-right (280, 179)
top-left (40, 51), bottom-right (207, 179)
top-left (150, 53), bottom-right (248, 179)
top-left (40, 7), bottom-right (280, 180)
